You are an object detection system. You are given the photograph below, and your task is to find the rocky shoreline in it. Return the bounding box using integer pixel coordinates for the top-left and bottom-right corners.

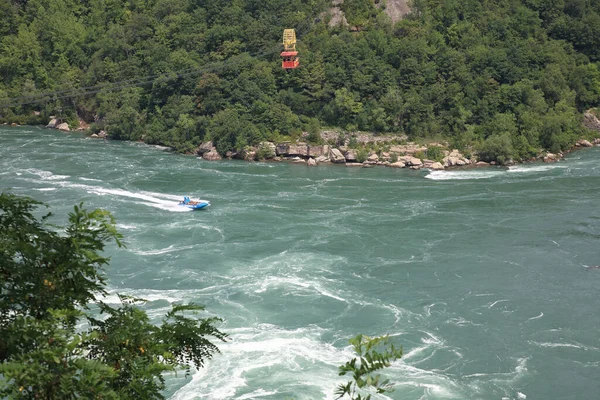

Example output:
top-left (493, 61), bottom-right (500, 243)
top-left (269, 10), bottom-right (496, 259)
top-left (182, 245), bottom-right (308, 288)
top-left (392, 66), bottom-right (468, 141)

top-left (196, 136), bottom-right (600, 170)
top-left (17, 110), bottom-right (600, 172)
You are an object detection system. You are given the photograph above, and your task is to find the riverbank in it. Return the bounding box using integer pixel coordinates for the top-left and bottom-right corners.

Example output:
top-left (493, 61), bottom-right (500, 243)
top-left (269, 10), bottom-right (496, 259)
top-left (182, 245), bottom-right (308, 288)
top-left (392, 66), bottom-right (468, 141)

top-left (7, 109), bottom-right (600, 172)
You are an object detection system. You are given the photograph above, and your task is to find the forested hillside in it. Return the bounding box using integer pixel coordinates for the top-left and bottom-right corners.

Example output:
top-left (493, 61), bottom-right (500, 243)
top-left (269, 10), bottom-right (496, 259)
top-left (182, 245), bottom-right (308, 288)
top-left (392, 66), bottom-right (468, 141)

top-left (1, 0), bottom-right (600, 162)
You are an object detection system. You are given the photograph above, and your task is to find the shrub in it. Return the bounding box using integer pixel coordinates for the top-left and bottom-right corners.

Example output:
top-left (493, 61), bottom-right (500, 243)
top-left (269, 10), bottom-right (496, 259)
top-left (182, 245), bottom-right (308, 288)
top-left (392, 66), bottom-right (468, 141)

top-left (426, 146), bottom-right (444, 162)
top-left (478, 134), bottom-right (514, 164)
top-left (356, 148), bottom-right (368, 163)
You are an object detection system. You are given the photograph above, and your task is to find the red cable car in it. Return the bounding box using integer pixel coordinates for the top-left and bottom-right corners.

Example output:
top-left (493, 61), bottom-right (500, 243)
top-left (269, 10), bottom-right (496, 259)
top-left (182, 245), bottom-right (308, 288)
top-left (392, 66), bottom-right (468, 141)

top-left (281, 29), bottom-right (299, 69)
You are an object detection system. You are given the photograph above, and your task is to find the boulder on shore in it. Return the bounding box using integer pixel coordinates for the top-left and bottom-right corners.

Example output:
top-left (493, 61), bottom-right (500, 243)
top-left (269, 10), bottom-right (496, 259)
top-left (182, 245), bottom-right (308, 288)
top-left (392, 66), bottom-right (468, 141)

top-left (344, 149), bottom-right (357, 162)
top-left (202, 149), bottom-right (222, 161)
top-left (197, 141), bottom-right (214, 155)
top-left (576, 139), bottom-right (593, 147)
top-left (46, 118), bottom-right (57, 128)
top-left (389, 161), bottom-right (406, 168)
top-left (56, 122), bottom-right (70, 131)
top-left (329, 148), bottom-right (346, 163)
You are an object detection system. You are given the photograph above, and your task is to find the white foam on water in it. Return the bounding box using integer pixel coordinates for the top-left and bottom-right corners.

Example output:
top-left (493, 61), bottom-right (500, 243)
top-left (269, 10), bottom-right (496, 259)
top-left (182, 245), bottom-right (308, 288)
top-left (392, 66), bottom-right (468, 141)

top-left (116, 223), bottom-right (138, 230)
top-left (530, 341), bottom-right (599, 351)
top-left (171, 325), bottom-right (350, 400)
top-left (235, 389), bottom-right (279, 399)
top-left (25, 168), bottom-right (70, 181)
top-left (425, 170), bottom-right (505, 180)
top-left (79, 177), bottom-right (102, 182)
top-left (34, 187), bottom-right (57, 191)
top-left (100, 288), bottom-right (189, 305)
top-left (507, 164), bottom-right (567, 173)
top-left (526, 312), bottom-right (544, 321)
top-left (253, 275), bottom-right (347, 303)
top-left (487, 299), bottom-right (509, 308)
top-left (131, 244), bottom-right (196, 256)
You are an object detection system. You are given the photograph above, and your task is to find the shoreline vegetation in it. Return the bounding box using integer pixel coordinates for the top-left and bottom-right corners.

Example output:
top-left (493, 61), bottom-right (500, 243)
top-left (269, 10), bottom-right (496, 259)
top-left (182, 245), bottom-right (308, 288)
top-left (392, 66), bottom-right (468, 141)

top-left (2, 0), bottom-right (600, 170)
top-left (4, 114), bottom-right (600, 171)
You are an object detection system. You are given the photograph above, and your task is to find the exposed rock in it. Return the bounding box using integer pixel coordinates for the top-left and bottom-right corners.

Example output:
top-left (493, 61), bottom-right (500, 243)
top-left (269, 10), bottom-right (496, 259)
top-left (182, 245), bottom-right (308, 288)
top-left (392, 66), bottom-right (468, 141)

top-left (77, 119), bottom-right (89, 131)
top-left (307, 158), bottom-right (317, 166)
top-left (197, 141), bottom-right (214, 155)
top-left (276, 142), bottom-right (308, 156)
top-left (97, 130), bottom-right (107, 138)
top-left (383, 0), bottom-right (411, 22)
top-left (346, 163), bottom-right (364, 167)
top-left (56, 122), bottom-right (70, 131)
top-left (46, 118), bottom-right (57, 128)
top-left (443, 156), bottom-right (461, 167)
top-left (291, 143), bottom-right (309, 156)
top-left (258, 141), bottom-right (276, 158)
top-left (239, 147), bottom-right (257, 161)
top-left (429, 162), bottom-right (444, 170)
top-left (202, 149), bottom-right (222, 161)
top-left (543, 153), bottom-right (560, 163)
top-left (583, 110), bottom-right (600, 131)
top-left (390, 143), bottom-right (427, 155)
top-left (476, 161), bottom-right (490, 166)
top-left (576, 139), bottom-right (593, 147)
top-left (316, 155), bottom-right (329, 163)
top-left (90, 133), bottom-right (99, 138)
top-left (33, 111), bottom-right (40, 116)
top-left (293, 158), bottom-right (306, 164)
top-left (326, 0), bottom-right (348, 27)
top-left (402, 156), bottom-right (422, 166)
top-left (367, 153), bottom-right (379, 162)
top-left (344, 149), bottom-right (357, 162)
top-left (329, 148), bottom-right (346, 163)
top-left (389, 161), bottom-right (406, 168)
top-left (308, 144), bottom-right (329, 158)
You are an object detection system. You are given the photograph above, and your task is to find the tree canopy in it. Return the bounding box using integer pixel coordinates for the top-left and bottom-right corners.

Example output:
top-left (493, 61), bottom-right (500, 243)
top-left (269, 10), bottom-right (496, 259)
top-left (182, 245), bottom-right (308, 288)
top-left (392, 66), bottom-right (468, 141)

top-left (0, 192), bottom-right (227, 399)
top-left (1, 0), bottom-right (599, 160)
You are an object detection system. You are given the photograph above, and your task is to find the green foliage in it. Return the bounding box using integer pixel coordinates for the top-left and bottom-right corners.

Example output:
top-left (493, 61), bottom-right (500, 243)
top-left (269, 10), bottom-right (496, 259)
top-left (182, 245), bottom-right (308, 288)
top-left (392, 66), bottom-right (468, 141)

top-left (356, 148), bottom-right (368, 163)
top-left (0, 0), bottom-right (598, 158)
top-left (0, 192), bottom-right (227, 399)
top-left (335, 334), bottom-right (403, 400)
top-left (478, 134), bottom-right (515, 165)
top-left (426, 145), bottom-right (444, 162)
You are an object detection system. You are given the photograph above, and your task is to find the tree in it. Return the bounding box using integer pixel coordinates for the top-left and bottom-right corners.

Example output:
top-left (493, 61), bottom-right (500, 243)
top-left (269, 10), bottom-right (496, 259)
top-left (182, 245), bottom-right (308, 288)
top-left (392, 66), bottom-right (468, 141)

top-left (335, 334), bottom-right (403, 400)
top-left (0, 192), bottom-right (227, 399)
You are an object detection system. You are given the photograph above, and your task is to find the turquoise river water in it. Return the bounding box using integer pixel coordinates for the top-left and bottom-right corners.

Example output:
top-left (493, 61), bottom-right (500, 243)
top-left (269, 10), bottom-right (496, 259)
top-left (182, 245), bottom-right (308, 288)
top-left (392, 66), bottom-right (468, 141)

top-left (1, 126), bottom-right (599, 400)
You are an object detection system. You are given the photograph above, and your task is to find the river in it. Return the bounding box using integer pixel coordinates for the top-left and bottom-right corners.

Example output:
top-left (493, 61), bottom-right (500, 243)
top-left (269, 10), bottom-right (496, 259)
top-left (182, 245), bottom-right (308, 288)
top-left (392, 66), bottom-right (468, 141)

top-left (1, 126), bottom-right (599, 399)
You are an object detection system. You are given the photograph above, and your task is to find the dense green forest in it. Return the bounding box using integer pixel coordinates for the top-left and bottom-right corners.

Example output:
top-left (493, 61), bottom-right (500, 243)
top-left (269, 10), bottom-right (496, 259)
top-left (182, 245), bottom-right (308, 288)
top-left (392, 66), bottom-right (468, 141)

top-left (1, 0), bottom-right (600, 162)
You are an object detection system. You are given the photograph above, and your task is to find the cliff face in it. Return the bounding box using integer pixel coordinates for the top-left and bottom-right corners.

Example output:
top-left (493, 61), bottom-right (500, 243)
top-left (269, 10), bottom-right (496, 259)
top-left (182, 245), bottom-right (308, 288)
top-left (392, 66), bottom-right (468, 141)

top-left (327, 0), bottom-right (410, 27)
top-left (383, 0), bottom-right (410, 22)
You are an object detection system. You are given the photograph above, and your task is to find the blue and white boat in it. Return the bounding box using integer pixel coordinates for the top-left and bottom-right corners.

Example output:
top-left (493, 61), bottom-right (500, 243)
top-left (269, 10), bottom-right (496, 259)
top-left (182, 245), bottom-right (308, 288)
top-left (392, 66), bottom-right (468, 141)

top-left (178, 196), bottom-right (210, 210)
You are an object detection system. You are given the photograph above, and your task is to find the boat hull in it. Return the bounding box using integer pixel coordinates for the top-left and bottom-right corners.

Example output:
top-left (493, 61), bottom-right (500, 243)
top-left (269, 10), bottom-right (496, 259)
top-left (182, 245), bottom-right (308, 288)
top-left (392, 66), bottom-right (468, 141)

top-left (179, 201), bottom-right (210, 210)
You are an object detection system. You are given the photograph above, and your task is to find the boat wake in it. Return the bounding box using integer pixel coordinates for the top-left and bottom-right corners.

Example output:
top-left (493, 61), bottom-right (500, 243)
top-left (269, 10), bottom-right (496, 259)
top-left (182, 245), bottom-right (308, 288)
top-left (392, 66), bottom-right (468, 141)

top-left (20, 168), bottom-right (200, 212)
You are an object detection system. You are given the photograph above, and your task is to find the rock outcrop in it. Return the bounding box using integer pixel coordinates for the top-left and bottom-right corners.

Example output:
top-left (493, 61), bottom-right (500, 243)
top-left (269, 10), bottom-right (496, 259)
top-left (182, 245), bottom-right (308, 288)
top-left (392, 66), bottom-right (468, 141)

top-left (202, 149), bottom-right (222, 161)
top-left (46, 118), bottom-right (57, 128)
top-left (583, 110), bottom-right (600, 132)
top-left (197, 141), bottom-right (214, 156)
top-left (576, 139), bottom-right (593, 147)
top-left (56, 122), bottom-right (70, 131)
top-left (329, 148), bottom-right (346, 163)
